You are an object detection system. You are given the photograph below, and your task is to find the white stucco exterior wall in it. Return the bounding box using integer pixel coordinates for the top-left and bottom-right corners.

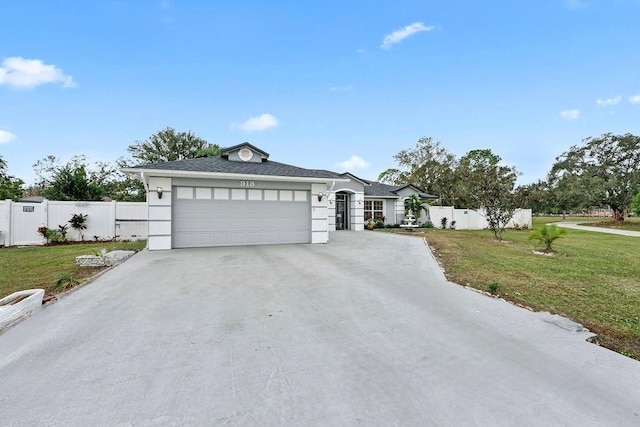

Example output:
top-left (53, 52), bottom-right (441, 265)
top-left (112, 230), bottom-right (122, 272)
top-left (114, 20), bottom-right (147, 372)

top-left (351, 192), bottom-right (364, 231)
top-left (148, 177), bottom-right (172, 250)
top-left (311, 183), bottom-right (329, 243)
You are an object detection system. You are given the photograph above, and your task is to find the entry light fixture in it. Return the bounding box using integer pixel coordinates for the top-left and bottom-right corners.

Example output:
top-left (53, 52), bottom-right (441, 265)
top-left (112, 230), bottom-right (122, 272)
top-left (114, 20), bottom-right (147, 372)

top-left (358, 199), bottom-right (363, 205)
top-left (157, 187), bottom-right (163, 199)
top-left (317, 191), bottom-right (325, 202)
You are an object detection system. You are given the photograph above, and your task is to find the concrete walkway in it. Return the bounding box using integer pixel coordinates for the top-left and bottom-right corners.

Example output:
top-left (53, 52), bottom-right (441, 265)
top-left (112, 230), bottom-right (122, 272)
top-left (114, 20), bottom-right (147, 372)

top-left (554, 221), bottom-right (640, 237)
top-left (1, 232), bottom-right (640, 426)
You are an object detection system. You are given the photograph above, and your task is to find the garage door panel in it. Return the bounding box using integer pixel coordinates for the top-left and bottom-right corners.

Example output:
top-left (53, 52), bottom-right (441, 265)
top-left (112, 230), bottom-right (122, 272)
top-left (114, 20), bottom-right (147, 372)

top-left (173, 187), bottom-right (310, 248)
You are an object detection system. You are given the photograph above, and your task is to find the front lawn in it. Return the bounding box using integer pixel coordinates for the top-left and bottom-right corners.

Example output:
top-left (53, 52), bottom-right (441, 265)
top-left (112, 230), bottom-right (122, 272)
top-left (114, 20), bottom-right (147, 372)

top-left (579, 217), bottom-right (640, 232)
top-left (0, 241), bottom-right (146, 299)
top-left (384, 221), bottom-right (640, 360)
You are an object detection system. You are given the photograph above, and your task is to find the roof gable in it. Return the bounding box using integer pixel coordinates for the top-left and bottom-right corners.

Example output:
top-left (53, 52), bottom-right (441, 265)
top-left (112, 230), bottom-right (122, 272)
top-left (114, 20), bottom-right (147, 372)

top-left (220, 143), bottom-right (269, 162)
top-left (340, 172), bottom-right (371, 186)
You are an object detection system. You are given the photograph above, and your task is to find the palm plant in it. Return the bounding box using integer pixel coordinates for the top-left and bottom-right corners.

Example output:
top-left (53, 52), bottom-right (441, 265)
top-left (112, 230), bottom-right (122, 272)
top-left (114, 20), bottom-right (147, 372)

top-left (528, 225), bottom-right (567, 252)
top-left (405, 195), bottom-right (428, 218)
top-left (69, 213), bottom-right (88, 241)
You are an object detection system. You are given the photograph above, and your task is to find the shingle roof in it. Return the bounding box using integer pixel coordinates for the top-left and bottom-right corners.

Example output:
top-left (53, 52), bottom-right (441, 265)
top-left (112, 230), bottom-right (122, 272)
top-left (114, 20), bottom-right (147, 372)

top-left (130, 156), bottom-right (343, 179)
top-left (364, 181), bottom-right (437, 199)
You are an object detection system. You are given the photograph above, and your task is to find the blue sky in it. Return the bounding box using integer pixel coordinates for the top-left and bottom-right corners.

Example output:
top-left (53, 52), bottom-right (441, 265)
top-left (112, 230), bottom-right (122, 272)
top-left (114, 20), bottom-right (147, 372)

top-left (1, 0), bottom-right (639, 186)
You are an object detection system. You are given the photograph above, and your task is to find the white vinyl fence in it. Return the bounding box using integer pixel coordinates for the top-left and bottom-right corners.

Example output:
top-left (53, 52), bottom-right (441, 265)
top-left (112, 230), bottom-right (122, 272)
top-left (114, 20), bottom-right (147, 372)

top-left (428, 206), bottom-right (532, 230)
top-left (0, 199), bottom-right (147, 246)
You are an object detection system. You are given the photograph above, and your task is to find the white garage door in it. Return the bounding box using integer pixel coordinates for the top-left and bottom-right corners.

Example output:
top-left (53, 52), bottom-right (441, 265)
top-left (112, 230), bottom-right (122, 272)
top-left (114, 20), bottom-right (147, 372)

top-left (172, 187), bottom-right (311, 248)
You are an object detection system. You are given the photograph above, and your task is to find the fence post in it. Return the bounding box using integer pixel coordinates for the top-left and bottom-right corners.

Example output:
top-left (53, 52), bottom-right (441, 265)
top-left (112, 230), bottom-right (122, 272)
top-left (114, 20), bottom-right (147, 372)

top-left (41, 199), bottom-right (49, 230)
top-left (2, 199), bottom-right (12, 246)
top-left (112, 200), bottom-right (117, 240)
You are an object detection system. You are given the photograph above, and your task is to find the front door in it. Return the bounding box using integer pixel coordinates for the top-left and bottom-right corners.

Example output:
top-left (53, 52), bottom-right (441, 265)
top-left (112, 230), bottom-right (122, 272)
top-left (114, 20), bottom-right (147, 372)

top-left (336, 193), bottom-right (349, 230)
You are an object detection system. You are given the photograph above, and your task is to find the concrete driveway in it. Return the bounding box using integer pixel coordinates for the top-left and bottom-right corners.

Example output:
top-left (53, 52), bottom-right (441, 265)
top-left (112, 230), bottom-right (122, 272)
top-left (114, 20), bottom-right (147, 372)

top-left (1, 232), bottom-right (639, 426)
top-left (554, 221), bottom-right (640, 237)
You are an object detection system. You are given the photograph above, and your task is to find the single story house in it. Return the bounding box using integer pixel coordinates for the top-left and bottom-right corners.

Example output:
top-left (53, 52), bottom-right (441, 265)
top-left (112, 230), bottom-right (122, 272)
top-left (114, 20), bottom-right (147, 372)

top-left (122, 143), bottom-right (435, 250)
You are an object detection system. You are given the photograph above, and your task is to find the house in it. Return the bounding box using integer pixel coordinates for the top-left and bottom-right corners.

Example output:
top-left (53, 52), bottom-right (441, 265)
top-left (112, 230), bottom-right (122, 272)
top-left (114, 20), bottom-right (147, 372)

top-left (122, 143), bottom-right (435, 250)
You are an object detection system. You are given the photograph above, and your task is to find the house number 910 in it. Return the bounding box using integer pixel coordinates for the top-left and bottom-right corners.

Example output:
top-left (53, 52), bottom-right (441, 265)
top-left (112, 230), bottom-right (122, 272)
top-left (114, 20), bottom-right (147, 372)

top-left (240, 181), bottom-right (255, 187)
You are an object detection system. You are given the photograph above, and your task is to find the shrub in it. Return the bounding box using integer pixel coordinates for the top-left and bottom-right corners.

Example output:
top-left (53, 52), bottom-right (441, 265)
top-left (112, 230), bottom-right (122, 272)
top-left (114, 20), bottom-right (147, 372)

top-left (37, 226), bottom-right (49, 243)
top-left (528, 225), bottom-right (567, 252)
top-left (69, 213), bottom-right (88, 241)
top-left (420, 221), bottom-right (434, 228)
top-left (449, 220), bottom-right (457, 230)
top-left (487, 282), bottom-right (501, 295)
top-left (440, 217), bottom-right (448, 229)
top-left (58, 224), bottom-right (69, 240)
top-left (51, 273), bottom-right (78, 291)
top-left (45, 229), bottom-right (65, 244)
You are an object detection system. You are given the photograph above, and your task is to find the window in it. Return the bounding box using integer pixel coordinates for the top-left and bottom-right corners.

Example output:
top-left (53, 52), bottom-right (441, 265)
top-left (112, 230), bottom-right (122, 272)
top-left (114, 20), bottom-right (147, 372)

top-left (364, 200), bottom-right (384, 220)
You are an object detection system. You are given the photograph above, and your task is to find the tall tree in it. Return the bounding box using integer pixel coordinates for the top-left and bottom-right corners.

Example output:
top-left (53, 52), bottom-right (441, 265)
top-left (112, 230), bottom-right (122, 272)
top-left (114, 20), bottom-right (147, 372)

top-left (0, 155), bottom-right (25, 200)
top-left (378, 137), bottom-right (458, 205)
top-left (513, 180), bottom-right (553, 215)
top-left (127, 127), bottom-right (220, 164)
top-left (457, 149), bottom-right (520, 240)
top-left (44, 164), bottom-right (105, 201)
top-left (550, 133), bottom-right (640, 222)
top-left (631, 189), bottom-right (640, 217)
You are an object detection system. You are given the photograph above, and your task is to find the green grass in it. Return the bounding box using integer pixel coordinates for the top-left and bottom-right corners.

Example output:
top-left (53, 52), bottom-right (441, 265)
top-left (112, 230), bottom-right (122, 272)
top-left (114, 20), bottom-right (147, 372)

top-left (0, 241), bottom-right (146, 299)
top-left (535, 216), bottom-right (600, 224)
top-left (579, 217), bottom-right (640, 232)
top-left (385, 220), bottom-right (640, 359)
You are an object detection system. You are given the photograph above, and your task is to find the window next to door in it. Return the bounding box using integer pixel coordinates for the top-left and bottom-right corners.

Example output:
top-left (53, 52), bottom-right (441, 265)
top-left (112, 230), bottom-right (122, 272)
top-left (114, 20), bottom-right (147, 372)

top-left (364, 200), bottom-right (384, 220)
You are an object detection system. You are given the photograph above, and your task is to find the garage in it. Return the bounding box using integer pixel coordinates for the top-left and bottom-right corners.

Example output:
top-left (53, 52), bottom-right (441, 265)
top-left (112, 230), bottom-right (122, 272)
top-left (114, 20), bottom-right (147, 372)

top-left (123, 142), bottom-right (347, 250)
top-left (172, 186), bottom-right (311, 248)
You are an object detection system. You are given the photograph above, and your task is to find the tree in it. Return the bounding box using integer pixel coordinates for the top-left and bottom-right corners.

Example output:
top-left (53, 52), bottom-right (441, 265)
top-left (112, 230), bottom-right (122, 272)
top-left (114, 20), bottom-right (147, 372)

top-left (69, 213), bottom-right (88, 241)
top-left (378, 137), bottom-right (458, 206)
top-left (513, 180), bottom-right (554, 215)
top-left (528, 225), bottom-right (567, 252)
top-left (127, 127), bottom-right (220, 164)
top-left (43, 164), bottom-right (105, 201)
top-left (547, 173), bottom-right (594, 219)
top-left (631, 189), bottom-right (640, 217)
top-left (32, 155), bottom-right (145, 202)
top-left (0, 155), bottom-right (25, 200)
top-left (550, 133), bottom-right (640, 222)
top-left (457, 149), bottom-right (520, 240)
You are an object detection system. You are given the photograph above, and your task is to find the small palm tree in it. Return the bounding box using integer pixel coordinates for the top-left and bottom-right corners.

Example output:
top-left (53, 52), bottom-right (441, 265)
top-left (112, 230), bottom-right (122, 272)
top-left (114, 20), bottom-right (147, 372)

top-left (405, 195), bottom-right (428, 218)
top-left (528, 225), bottom-right (567, 252)
top-left (69, 213), bottom-right (88, 241)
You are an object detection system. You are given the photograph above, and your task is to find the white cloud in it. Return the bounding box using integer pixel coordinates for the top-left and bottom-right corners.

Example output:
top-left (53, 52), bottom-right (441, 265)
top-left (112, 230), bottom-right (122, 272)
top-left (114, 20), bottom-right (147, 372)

top-left (596, 96), bottom-right (621, 106)
top-left (329, 85), bottom-right (353, 92)
top-left (232, 113), bottom-right (279, 132)
top-left (560, 109), bottom-right (580, 120)
top-left (629, 94), bottom-right (640, 104)
top-left (0, 129), bottom-right (17, 144)
top-left (381, 22), bottom-right (435, 50)
top-left (338, 155), bottom-right (369, 170)
top-left (0, 57), bottom-right (77, 89)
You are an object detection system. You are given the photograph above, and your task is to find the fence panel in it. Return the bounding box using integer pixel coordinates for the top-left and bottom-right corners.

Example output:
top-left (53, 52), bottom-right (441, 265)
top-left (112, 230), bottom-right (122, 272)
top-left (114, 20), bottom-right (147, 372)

top-left (0, 200), bottom-right (147, 246)
top-left (11, 202), bottom-right (45, 245)
top-left (47, 201), bottom-right (115, 241)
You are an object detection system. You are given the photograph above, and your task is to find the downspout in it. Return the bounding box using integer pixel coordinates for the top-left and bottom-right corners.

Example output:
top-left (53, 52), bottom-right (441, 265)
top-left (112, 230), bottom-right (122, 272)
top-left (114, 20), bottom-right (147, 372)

top-left (328, 180), bottom-right (336, 197)
top-left (139, 171), bottom-right (149, 194)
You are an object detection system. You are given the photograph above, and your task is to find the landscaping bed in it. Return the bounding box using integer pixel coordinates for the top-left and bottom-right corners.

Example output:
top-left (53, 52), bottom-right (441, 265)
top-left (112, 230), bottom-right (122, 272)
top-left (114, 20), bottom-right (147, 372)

top-left (0, 241), bottom-right (147, 300)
